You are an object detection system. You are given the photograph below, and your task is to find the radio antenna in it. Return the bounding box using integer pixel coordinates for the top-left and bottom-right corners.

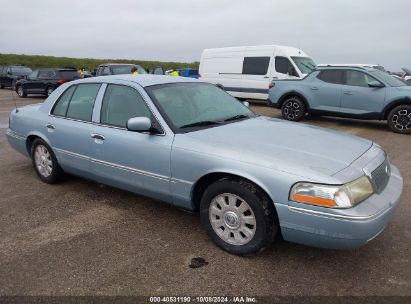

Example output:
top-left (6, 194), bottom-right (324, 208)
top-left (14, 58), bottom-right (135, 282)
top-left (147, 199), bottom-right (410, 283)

top-left (10, 89), bottom-right (19, 113)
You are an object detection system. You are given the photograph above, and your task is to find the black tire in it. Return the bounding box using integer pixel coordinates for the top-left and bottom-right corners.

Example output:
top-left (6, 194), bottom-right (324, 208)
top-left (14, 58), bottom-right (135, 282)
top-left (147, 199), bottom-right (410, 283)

top-left (16, 85), bottom-right (27, 98)
top-left (387, 105), bottom-right (411, 134)
top-left (31, 138), bottom-right (64, 184)
top-left (200, 178), bottom-right (278, 255)
top-left (0, 83), bottom-right (4, 89)
top-left (46, 86), bottom-right (54, 97)
top-left (281, 96), bottom-right (306, 121)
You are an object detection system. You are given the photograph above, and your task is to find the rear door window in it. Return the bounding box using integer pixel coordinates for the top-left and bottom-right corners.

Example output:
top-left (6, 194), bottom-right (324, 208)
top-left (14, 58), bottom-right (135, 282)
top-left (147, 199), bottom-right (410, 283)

top-left (58, 70), bottom-right (79, 80)
top-left (66, 83), bottom-right (101, 121)
top-left (102, 67), bottom-right (111, 75)
top-left (242, 57), bottom-right (270, 75)
top-left (100, 84), bottom-right (151, 128)
top-left (317, 70), bottom-right (344, 84)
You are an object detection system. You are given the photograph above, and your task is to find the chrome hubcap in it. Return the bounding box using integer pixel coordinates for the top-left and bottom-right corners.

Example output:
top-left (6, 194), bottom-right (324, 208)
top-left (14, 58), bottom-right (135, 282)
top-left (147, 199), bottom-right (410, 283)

top-left (34, 145), bottom-right (53, 177)
top-left (209, 193), bottom-right (256, 246)
top-left (392, 109), bottom-right (411, 130)
top-left (283, 101), bottom-right (300, 119)
top-left (18, 87), bottom-right (23, 96)
top-left (47, 88), bottom-right (53, 96)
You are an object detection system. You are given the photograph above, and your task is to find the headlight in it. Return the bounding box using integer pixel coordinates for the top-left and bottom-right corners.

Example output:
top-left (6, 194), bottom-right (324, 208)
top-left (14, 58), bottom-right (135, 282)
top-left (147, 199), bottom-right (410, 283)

top-left (290, 176), bottom-right (374, 209)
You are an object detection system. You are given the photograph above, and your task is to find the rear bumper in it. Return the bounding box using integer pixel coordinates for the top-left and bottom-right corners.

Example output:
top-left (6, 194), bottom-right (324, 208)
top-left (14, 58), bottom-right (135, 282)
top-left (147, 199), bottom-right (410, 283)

top-left (277, 165), bottom-right (403, 249)
top-left (6, 129), bottom-right (29, 157)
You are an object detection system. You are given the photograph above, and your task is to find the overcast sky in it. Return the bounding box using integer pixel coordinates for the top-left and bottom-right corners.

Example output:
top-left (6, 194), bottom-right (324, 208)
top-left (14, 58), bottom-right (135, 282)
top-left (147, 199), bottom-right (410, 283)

top-left (0, 0), bottom-right (410, 71)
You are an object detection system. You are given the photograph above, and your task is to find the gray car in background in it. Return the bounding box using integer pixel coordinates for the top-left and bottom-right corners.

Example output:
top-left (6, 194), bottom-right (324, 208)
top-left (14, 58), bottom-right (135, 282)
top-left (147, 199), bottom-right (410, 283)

top-left (269, 66), bottom-right (411, 134)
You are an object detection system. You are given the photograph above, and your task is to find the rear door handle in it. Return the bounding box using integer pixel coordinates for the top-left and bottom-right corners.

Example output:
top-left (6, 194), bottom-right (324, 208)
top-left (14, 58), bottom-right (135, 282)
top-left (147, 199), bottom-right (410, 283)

top-left (311, 87), bottom-right (319, 90)
top-left (343, 91), bottom-right (353, 95)
top-left (46, 124), bottom-right (55, 130)
top-left (91, 134), bottom-right (105, 141)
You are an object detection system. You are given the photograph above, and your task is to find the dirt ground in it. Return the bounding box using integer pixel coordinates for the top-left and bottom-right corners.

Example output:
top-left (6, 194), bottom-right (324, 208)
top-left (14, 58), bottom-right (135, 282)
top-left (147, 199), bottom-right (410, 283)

top-left (0, 89), bottom-right (410, 296)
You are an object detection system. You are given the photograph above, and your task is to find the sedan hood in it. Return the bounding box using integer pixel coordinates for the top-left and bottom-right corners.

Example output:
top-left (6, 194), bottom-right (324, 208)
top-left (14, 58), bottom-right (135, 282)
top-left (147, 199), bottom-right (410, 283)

top-left (177, 116), bottom-right (373, 178)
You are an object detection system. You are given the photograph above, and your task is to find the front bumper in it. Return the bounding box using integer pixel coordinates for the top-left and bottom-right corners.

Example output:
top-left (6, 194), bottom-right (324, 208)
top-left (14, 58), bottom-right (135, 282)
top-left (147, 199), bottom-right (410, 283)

top-left (277, 165), bottom-right (403, 249)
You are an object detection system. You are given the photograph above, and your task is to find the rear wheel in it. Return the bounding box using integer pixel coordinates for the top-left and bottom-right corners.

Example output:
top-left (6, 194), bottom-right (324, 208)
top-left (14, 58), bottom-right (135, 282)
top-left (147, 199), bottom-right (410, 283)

top-left (387, 105), bottom-right (411, 134)
top-left (200, 178), bottom-right (278, 255)
top-left (46, 86), bottom-right (54, 96)
top-left (0, 83), bottom-right (4, 89)
top-left (31, 138), bottom-right (64, 184)
top-left (16, 85), bottom-right (27, 98)
top-left (281, 96), bottom-right (306, 121)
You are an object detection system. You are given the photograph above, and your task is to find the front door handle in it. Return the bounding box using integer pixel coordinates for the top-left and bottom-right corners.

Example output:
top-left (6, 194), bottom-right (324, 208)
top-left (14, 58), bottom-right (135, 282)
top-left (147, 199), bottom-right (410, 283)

top-left (311, 87), bottom-right (319, 90)
top-left (343, 91), bottom-right (353, 95)
top-left (91, 134), bottom-right (105, 141)
top-left (46, 124), bottom-right (55, 130)
top-left (264, 76), bottom-right (270, 79)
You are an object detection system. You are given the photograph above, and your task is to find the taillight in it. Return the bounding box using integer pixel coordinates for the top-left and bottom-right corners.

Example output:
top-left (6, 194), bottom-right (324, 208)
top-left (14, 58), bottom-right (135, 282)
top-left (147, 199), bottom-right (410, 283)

top-left (57, 79), bottom-right (67, 84)
top-left (269, 82), bottom-right (275, 89)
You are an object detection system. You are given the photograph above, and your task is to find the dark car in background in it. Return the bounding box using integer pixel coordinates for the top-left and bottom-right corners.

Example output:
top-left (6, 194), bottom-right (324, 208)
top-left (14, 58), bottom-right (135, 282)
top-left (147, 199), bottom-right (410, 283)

top-left (177, 68), bottom-right (199, 78)
top-left (0, 65), bottom-right (32, 89)
top-left (15, 68), bottom-right (79, 97)
top-left (95, 64), bottom-right (147, 76)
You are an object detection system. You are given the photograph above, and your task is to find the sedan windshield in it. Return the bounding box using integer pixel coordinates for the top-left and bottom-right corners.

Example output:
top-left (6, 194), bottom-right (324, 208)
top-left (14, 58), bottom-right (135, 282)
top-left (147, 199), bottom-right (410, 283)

top-left (369, 70), bottom-right (406, 87)
top-left (291, 57), bottom-right (316, 74)
top-left (111, 65), bottom-right (147, 75)
top-left (147, 83), bottom-right (256, 130)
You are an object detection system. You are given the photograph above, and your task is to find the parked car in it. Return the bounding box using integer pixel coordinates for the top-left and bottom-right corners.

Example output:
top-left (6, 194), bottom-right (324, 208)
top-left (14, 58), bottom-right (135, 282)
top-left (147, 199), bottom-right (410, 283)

top-left (0, 65), bottom-right (32, 89)
top-left (95, 63), bottom-right (147, 76)
top-left (7, 75), bottom-right (403, 255)
top-left (151, 66), bottom-right (165, 75)
top-left (400, 68), bottom-right (411, 81)
top-left (268, 66), bottom-right (411, 134)
top-left (199, 45), bottom-right (316, 101)
top-left (177, 68), bottom-right (199, 79)
top-left (15, 68), bottom-right (80, 97)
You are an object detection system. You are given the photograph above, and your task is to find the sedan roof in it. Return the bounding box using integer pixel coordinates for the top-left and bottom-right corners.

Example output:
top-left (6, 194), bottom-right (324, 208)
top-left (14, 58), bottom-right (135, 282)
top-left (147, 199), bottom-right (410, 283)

top-left (75, 74), bottom-right (200, 87)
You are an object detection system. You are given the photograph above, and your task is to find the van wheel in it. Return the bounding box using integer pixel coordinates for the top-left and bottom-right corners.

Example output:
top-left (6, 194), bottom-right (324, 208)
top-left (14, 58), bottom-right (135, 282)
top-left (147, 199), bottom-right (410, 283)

top-left (387, 105), bottom-right (411, 134)
top-left (281, 96), bottom-right (306, 121)
top-left (16, 85), bottom-right (27, 98)
top-left (200, 178), bottom-right (278, 255)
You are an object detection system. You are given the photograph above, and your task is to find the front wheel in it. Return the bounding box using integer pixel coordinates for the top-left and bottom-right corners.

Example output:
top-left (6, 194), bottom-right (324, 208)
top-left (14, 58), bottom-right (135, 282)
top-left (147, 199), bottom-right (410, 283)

top-left (16, 85), bottom-right (27, 98)
top-left (387, 105), bottom-right (411, 134)
top-left (281, 96), bottom-right (306, 121)
top-left (31, 138), bottom-right (64, 183)
top-left (200, 179), bottom-right (278, 255)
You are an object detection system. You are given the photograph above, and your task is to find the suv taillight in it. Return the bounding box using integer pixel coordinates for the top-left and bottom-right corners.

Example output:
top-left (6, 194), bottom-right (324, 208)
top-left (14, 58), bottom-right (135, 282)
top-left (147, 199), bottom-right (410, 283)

top-left (57, 79), bottom-right (67, 84)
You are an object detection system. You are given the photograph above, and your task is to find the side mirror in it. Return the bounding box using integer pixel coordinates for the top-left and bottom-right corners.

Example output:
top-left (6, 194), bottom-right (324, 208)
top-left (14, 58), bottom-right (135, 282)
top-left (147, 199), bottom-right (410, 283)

top-left (242, 101), bottom-right (250, 108)
top-left (126, 117), bottom-right (152, 132)
top-left (368, 81), bottom-right (384, 88)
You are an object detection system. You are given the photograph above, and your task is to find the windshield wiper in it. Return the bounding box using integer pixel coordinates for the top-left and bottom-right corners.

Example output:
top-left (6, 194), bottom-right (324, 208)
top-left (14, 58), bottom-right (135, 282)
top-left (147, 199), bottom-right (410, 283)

top-left (223, 114), bottom-right (251, 122)
top-left (180, 120), bottom-right (221, 129)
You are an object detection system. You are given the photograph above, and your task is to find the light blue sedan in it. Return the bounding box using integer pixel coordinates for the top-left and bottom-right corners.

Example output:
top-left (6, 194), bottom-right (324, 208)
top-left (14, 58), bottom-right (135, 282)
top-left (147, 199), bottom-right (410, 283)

top-left (7, 75), bottom-right (403, 255)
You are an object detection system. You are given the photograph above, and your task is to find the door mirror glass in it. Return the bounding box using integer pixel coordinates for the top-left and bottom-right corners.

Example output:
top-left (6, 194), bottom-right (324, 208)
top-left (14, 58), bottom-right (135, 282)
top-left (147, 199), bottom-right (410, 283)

top-left (127, 117), bottom-right (152, 132)
top-left (368, 81), bottom-right (384, 88)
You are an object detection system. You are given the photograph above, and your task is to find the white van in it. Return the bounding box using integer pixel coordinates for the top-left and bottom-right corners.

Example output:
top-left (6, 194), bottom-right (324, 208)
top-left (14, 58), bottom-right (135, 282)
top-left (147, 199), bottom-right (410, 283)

top-left (199, 45), bottom-right (316, 101)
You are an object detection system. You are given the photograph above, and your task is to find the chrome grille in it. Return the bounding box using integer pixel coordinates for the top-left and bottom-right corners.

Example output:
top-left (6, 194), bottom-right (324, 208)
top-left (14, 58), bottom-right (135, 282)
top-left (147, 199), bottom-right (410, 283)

top-left (370, 158), bottom-right (390, 194)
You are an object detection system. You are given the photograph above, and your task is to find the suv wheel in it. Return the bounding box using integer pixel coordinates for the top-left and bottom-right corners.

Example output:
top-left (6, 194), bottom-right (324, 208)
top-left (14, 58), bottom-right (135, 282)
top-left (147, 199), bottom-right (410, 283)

top-left (281, 96), bottom-right (306, 121)
top-left (16, 85), bottom-right (27, 98)
top-left (31, 138), bottom-right (64, 184)
top-left (46, 86), bottom-right (54, 96)
top-left (200, 178), bottom-right (278, 255)
top-left (388, 105), bottom-right (411, 134)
